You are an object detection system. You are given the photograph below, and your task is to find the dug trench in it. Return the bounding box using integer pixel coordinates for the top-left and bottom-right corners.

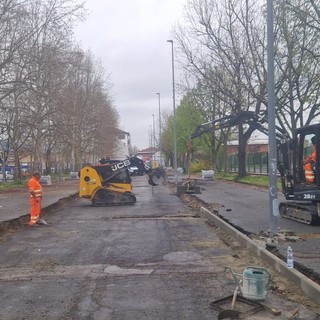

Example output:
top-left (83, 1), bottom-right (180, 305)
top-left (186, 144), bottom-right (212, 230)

top-left (177, 190), bottom-right (320, 286)
top-left (177, 191), bottom-right (320, 315)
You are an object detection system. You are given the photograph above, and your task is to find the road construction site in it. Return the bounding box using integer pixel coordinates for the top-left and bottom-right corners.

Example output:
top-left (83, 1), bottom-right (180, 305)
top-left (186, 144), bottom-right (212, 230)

top-left (0, 176), bottom-right (319, 319)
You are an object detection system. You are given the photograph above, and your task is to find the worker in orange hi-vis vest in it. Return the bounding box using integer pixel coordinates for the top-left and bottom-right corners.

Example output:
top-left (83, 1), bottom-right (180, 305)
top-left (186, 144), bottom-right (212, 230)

top-left (304, 136), bottom-right (316, 184)
top-left (28, 171), bottom-right (44, 226)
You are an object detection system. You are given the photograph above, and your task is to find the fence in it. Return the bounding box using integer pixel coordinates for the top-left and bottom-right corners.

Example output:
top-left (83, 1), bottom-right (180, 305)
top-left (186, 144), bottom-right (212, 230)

top-left (217, 152), bottom-right (269, 174)
top-left (222, 145), bottom-right (314, 174)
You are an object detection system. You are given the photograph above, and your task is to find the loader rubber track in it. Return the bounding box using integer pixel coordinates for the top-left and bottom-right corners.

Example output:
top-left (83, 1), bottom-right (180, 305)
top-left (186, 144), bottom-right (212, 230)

top-left (92, 188), bottom-right (136, 206)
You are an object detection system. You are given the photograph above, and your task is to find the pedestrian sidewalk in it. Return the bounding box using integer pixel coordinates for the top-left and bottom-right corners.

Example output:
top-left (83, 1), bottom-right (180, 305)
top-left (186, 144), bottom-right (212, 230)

top-left (0, 179), bottom-right (79, 223)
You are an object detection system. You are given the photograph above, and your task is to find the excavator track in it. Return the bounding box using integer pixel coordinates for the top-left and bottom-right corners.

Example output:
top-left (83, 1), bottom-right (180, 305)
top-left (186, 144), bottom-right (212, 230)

top-left (92, 188), bottom-right (136, 206)
top-left (279, 202), bottom-right (319, 225)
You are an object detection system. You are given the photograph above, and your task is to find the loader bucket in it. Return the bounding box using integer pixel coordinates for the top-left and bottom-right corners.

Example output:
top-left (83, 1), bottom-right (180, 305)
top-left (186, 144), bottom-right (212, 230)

top-left (148, 168), bottom-right (166, 186)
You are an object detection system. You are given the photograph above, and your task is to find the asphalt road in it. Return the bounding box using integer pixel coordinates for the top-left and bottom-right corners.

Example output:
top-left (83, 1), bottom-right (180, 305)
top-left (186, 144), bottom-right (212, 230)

top-left (0, 177), bottom-right (319, 319)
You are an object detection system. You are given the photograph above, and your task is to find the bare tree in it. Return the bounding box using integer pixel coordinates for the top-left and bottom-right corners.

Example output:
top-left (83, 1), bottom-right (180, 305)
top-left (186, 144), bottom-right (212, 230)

top-left (274, 0), bottom-right (320, 133)
top-left (175, 0), bottom-right (320, 177)
top-left (0, 0), bottom-right (126, 177)
top-left (175, 0), bottom-right (267, 177)
top-left (55, 50), bottom-right (119, 171)
top-left (0, 0), bottom-right (88, 176)
top-left (285, 0), bottom-right (320, 33)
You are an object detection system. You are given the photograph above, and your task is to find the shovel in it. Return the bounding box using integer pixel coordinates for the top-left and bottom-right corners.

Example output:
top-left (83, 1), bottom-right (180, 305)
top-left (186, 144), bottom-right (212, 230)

top-left (38, 218), bottom-right (48, 225)
top-left (218, 286), bottom-right (240, 320)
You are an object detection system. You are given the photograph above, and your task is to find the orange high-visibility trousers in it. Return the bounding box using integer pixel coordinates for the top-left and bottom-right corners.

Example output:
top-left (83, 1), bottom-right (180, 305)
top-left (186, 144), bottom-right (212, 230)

top-left (29, 197), bottom-right (42, 225)
top-left (304, 163), bottom-right (315, 183)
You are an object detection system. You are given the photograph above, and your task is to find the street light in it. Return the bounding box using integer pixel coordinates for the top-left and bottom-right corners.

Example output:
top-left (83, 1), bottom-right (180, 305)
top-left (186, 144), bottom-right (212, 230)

top-left (167, 39), bottom-right (178, 184)
top-left (149, 125), bottom-right (152, 147)
top-left (156, 93), bottom-right (162, 166)
top-left (152, 114), bottom-right (156, 164)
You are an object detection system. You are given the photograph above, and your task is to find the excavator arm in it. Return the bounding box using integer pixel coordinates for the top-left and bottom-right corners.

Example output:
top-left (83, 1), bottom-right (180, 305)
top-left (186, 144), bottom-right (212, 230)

top-left (190, 111), bottom-right (293, 188)
top-left (190, 111), bottom-right (290, 143)
top-left (190, 111), bottom-right (293, 185)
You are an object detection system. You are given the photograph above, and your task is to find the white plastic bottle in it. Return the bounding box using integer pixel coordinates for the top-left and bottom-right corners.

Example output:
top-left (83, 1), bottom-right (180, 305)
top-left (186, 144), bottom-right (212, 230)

top-left (287, 246), bottom-right (294, 268)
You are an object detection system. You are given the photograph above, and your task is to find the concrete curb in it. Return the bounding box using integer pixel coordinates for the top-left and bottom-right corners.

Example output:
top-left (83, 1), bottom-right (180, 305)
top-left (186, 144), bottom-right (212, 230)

top-left (200, 207), bottom-right (320, 305)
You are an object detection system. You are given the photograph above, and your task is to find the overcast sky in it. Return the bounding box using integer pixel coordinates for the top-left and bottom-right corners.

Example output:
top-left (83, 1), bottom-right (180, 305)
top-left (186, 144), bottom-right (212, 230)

top-left (74, 0), bottom-right (186, 150)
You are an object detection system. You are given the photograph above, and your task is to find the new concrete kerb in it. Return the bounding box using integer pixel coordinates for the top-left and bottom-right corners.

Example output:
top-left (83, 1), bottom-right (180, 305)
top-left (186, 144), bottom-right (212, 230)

top-left (200, 207), bottom-right (320, 306)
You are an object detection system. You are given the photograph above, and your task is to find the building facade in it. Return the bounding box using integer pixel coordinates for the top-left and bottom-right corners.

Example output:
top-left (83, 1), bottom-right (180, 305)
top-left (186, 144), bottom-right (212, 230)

top-left (112, 129), bottom-right (131, 160)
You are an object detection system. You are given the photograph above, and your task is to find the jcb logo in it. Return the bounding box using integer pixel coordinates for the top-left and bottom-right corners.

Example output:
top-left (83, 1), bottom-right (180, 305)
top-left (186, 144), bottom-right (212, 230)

top-left (111, 159), bottom-right (131, 172)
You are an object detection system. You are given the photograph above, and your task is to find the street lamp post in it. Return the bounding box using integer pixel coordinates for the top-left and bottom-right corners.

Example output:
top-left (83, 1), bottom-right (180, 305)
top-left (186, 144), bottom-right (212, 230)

top-left (149, 125), bottom-right (152, 147)
top-left (152, 113), bottom-right (156, 165)
top-left (267, 0), bottom-right (279, 238)
top-left (167, 39), bottom-right (178, 184)
top-left (156, 93), bottom-right (162, 166)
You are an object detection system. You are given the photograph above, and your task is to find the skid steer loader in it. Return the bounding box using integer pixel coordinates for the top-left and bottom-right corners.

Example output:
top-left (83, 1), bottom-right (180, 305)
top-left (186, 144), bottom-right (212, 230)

top-left (79, 156), bottom-right (165, 206)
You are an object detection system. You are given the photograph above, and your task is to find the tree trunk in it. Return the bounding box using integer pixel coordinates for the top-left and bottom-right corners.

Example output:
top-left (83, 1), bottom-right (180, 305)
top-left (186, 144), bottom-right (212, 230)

top-left (238, 124), bottom-right (247, 178)
top-left (223, 143), bottom-right (229, 174)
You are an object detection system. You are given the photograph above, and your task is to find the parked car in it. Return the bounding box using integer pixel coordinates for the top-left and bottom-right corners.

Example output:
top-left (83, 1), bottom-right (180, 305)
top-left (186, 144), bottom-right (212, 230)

top-left (0, 172), bottom-right (14, 180)
top-left (128, 166), bottom-right (144, 176)
top-left (39, 175), bottom-right (52, 185)
top-left (70, 172), bottom-right (79, 179)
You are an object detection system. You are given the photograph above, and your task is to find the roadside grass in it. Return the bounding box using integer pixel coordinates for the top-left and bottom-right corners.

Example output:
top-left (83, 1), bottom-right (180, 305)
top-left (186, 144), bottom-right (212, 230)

top-left (0, 174), bottom-right (69, 192)
top-left (215, 172), bottom-right (281, 188)
top-left (0, 180), bottom-right (27, 191)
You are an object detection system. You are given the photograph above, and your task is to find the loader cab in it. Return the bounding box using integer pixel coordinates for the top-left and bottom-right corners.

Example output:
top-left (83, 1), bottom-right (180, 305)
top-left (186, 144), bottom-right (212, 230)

top-left (93, 160), bottom-right (132, 185)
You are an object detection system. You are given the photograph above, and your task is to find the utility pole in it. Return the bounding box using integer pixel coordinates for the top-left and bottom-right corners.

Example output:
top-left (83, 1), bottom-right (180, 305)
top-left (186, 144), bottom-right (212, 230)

top-left (152, 114), bottom-right (156, 165)
top-left (267, 0), bottom-right (279, 238)
top-left (156, 93), bottom-right (162, 166)
top-left (167, 40), bottom-right (178, 184)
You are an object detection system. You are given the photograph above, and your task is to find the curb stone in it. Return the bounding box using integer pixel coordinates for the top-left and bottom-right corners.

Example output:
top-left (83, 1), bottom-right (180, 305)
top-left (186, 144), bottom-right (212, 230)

top-left (200, 207), bottom-right (320, 306)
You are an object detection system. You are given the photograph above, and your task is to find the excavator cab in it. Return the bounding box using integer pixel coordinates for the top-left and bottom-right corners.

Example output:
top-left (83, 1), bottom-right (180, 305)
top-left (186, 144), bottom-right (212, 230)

top-left (277, 128), bottom-right (319, 195)
top-left (291, 125), bottom-right (320, 192)
top-left (294, 126), bottom-right (320, 186)
top-left (277, 125), bottom-right (320, 225)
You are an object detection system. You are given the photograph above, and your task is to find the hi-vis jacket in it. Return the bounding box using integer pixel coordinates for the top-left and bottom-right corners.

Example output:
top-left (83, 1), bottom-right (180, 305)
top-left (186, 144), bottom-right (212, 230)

top-left (28, 177), bottom-right (43, 198)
